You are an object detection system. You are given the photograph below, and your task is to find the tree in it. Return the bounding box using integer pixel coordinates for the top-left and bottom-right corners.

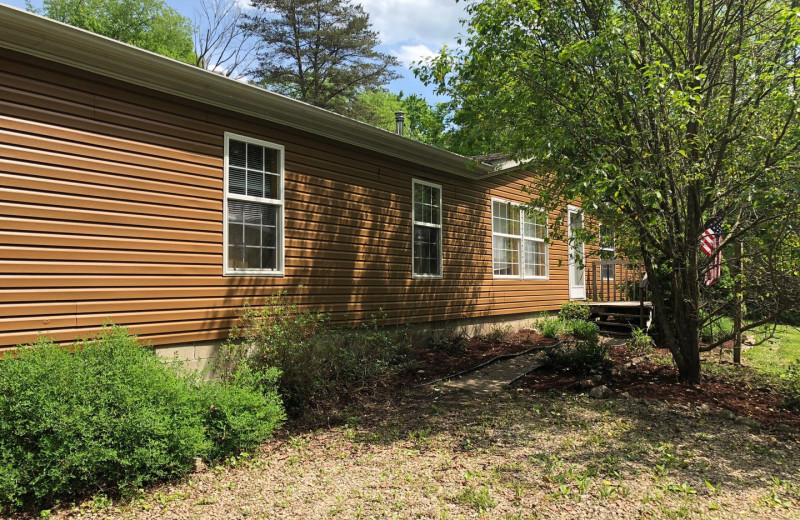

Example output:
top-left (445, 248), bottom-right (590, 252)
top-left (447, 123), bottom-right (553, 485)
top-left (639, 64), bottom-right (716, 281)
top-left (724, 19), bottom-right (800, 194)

top-left (242, 0), bottom-right (400, 112)
top-left (417, 0), bottom-right (800, 382)
top-left (344, 89), bottom-right (453, 148)
top-left (29, 0), bottom-right (196, 64)
top-left (194, 0), bottom-right (262, 79)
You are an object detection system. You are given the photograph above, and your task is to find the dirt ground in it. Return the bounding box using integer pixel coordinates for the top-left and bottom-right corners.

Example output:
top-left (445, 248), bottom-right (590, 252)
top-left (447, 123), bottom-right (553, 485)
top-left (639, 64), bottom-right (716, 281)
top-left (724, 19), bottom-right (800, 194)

top-left (32, 336), bottom-right (800, 520)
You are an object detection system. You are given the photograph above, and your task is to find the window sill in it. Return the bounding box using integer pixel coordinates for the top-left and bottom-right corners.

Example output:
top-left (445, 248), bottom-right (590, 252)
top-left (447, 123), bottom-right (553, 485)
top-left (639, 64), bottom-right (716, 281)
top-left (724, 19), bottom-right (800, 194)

top-left (224, 269), bottom-right (285, 277)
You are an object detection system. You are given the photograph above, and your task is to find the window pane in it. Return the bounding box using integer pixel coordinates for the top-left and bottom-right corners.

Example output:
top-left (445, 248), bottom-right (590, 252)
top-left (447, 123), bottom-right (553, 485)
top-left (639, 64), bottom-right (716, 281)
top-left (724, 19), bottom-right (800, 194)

top-left (261, 248), bottom-right (277, 270)
top-left (227, 200), bottom-right (279, 271)
top-left (524, 239), bottom-right (545, 278)
top-left (264, 174), bottom-right (279, 200)
top-left (229, 167), bottom-right (246, 195)
top-left (228, 200), bottom-right (244, 222)
top-left (265, 149), bottom-right (279, 174)
top-left (228, 222), bottom-right (243, 245)
top-left (247, 143), bottom-right (264, 171)
top-left (228, 245), bottom-right (244, 270)
top-left (245, 246), bottom-right (261, 269)
top-left (246, 170), bottom-right (264, 198)
top-left (413, 225), bottom-right (441, 276)
top-left (229, 139), bottom-right (246, 168)
top-left (493, 235), bottom-right (520, 276)
top-left (261, 204), bottom-right (276, 226)
top-left (493, 201), bottom-right (521, 235)
top-left (244, 225), bottom-right (260, 246)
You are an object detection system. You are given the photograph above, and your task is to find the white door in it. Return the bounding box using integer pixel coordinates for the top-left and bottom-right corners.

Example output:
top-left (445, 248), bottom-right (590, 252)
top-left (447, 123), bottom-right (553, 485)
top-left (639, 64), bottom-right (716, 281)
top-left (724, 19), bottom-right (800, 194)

top-left (568, 206), bottom-right (586, 300)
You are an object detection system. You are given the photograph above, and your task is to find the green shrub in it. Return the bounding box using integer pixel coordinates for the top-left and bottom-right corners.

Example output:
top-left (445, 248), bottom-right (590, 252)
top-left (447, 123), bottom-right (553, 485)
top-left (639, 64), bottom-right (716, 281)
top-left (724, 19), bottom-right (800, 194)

top-left (428, 328), bottom-right (470, 353)
top-left (559, 301), bottom-right (591, 321)
top-left (220, 293), bottom-right (411, 413)
top-left (545, 337), bottom-right (609, 375)
top-left (781, 360), bottom-right (800, 412)
top-left (628, 327), bottom-right (655, 355)
top-left (568, 319), bottom-right (599, 343)
top-left (0, 326), bottom-right (284, 511)
top-left (540, 317), bottom-right (569, 339)
top-left (197, 363), bottom-right (285, 461)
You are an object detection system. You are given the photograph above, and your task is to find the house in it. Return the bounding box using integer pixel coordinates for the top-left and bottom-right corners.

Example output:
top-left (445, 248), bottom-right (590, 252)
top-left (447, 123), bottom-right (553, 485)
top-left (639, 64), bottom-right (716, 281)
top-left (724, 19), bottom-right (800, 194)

top-left (0, 5), bottom-right (594, 366)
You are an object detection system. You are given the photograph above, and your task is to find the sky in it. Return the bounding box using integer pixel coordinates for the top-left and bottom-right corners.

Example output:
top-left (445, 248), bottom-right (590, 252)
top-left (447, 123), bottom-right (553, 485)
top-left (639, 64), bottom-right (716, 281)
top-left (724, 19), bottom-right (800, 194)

top-left (5, 0), bottom-right (469, 104)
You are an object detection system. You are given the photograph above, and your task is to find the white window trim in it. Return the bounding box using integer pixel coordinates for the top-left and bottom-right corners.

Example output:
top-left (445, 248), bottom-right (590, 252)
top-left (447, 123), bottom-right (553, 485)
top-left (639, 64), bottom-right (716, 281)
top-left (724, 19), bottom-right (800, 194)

top-left (411, 179), bottom-right (443, 279)
top-left (223, 131), bottom-right (286, 276)
top-left (491, 198), bottom-right (549, 280)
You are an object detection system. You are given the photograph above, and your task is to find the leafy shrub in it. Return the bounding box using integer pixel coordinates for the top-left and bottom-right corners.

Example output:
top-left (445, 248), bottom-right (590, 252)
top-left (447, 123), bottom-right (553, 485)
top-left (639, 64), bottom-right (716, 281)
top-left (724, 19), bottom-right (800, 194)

top-left (540, 317), bottom-right (569, 339)
top-left (628, 327), bottom-right (655, 355)
top-left (428, 328), bottom-right (470, 353)
top-left (220, 293), bottom-right (411, 413)
top-left (559, 301), bottom-right (591, 321)
top-left (568, 319), bottom-right (599, 343)
top-left (781, 360), bottom-right (800, 412)
top-left (0, 326), bottom-right (284, 511)
top-left (485, 323), bottom-right (512, 343)
top-left (546, 337), bottom-right (609, 375)
top-left (198, 363), bottom-right (285, 461)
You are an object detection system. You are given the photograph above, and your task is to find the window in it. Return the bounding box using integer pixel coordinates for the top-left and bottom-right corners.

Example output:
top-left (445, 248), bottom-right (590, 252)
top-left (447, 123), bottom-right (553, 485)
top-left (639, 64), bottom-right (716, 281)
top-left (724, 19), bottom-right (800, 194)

top-left (412, 180), bottom-right (442, 277)
top-left (492, 199), bottom-right (548, 279)
top-left (224, 133), bottom-right (284, 275)
top-left (599, 225), bottom-right (615, 280)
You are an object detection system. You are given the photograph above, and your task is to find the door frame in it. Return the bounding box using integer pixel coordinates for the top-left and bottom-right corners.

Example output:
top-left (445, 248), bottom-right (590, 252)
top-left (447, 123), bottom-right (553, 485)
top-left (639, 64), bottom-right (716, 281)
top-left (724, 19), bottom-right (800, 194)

top-left (568, 205), bottom-right (586, 300)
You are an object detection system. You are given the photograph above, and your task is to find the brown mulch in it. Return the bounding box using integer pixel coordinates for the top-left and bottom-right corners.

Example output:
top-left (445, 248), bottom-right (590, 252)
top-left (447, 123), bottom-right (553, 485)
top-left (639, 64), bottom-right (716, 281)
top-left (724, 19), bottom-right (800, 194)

top-left (516, 343), bottom-right (800, 429)
top-left (398, 329), bottom-right (554, 385)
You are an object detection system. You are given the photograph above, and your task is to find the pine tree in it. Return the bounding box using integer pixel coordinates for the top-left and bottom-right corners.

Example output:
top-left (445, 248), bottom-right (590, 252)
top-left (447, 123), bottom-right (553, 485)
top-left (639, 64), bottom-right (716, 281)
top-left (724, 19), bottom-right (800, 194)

top-left (242, 0), bottom-right (400, 112)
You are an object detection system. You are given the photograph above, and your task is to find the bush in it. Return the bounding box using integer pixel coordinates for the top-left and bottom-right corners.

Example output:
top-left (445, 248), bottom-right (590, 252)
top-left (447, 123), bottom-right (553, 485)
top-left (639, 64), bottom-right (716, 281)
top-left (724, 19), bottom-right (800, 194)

top-left (0, 326), bottom-right (284, 511)
top-left (628, 327), bottom-right (655, 355)
top-left (428, 328), bottom-right (470, 353)
top-left (559, 301), bottom-right (591, 321)
top-left (198, 363), bottom-right (285, 461)
top-left (540, 317), bottom-right (569, 339)
top-left (568, 319), bottom-right (599, 343)
top-left (220, 293), bottom-right (411, 413)
top-left (545, 336), bottom-right (609, 375)
top-left (781, 360), bottom-right (800, 412)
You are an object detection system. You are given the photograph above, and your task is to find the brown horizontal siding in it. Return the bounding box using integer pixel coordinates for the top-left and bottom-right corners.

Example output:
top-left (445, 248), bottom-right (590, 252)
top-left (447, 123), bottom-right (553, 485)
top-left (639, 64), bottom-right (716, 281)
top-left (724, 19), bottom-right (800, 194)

top-left (0, 47), bottom-right (578, 348)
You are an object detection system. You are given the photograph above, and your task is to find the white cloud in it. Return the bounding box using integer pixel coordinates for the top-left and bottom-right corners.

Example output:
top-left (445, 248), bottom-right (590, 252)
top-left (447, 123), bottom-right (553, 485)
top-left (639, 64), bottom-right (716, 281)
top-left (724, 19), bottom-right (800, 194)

top-left (357, 0), bottom-right (468, 48)
top-left (393, 43), bottom-right (438, 67)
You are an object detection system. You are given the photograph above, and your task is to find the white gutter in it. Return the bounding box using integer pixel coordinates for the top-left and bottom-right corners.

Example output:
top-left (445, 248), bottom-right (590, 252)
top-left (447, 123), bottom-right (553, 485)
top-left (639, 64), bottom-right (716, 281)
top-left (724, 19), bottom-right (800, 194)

top-left (0, 3), bottom-right (500, 180)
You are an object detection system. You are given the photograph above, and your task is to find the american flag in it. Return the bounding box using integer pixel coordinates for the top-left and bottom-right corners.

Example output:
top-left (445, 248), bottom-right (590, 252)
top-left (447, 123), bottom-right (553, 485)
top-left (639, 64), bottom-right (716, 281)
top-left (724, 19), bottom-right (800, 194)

top-left (701, 221), bottom-right (723, 286)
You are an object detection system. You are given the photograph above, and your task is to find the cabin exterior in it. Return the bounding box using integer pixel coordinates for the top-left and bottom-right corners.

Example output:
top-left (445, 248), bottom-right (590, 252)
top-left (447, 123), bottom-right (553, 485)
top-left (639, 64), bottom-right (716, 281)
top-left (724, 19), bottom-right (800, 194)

top-left (0, 6), bottom-right (594, 366)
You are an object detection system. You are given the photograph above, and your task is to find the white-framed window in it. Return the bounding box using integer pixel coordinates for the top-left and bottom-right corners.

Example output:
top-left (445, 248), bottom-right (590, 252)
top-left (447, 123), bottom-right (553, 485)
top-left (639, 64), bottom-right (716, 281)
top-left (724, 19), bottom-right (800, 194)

top-left (412, 179), bottom-right (442, 278)
top-left (599, 224), bottom-right (615, 281)
top-left (223, 132), bottom-right (284, 276)
top-left (492, 199), bottom-right (548, 279)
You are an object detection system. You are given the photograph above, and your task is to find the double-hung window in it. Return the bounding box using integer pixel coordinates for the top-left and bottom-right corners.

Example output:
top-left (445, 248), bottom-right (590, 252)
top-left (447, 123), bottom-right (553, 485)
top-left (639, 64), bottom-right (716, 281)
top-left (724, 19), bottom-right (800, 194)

top-left (599, 225), bottom-right (615, 280)
top-left (223, 133), bottom-right (284, 275)
top-left (412, 179), bottom-right (442, 278)
top-left (492, 199), bottom-right (548, 279)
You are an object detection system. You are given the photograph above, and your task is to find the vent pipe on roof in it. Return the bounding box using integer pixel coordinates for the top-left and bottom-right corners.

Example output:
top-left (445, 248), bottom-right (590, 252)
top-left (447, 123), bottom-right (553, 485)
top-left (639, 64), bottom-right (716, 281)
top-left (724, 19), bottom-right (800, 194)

top-left (395, 111), bottom-right (405, 136)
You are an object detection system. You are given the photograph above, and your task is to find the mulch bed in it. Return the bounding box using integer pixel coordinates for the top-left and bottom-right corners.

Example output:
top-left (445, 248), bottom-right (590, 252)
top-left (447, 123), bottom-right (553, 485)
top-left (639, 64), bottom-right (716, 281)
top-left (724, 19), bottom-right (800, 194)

top-left (515, 343), bottom-right (800, 429)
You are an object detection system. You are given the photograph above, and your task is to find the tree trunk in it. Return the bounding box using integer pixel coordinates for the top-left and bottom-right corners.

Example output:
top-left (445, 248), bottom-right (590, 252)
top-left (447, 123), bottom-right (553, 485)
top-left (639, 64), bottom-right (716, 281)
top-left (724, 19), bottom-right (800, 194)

top-left (642, 242), bottom-right (702, 383)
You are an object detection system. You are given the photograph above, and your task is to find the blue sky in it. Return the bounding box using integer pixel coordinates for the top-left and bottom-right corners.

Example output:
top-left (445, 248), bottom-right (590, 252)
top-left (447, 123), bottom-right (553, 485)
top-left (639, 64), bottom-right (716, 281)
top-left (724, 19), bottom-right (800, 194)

top-left (5, 0), bottom-right (468, 104)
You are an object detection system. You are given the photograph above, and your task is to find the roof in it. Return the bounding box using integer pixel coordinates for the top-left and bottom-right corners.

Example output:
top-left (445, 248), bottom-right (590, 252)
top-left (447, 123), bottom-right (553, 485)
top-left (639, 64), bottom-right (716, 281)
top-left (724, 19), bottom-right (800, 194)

top-left (0, 4), bottom-right (501, 180)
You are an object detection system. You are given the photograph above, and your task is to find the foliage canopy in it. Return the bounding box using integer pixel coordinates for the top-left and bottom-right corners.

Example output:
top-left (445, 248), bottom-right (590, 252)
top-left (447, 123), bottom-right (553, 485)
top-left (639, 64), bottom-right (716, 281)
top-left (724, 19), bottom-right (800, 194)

top-left (418, 0), bottom-right (800, 381)
top-left (31, 0), bottom-right (196, 63)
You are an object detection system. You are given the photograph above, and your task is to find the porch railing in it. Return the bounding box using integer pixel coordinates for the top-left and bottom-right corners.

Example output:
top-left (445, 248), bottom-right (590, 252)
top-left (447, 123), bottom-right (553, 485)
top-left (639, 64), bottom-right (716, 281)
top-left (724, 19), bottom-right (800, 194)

top-left (587, 260), bottom-right (648, 302)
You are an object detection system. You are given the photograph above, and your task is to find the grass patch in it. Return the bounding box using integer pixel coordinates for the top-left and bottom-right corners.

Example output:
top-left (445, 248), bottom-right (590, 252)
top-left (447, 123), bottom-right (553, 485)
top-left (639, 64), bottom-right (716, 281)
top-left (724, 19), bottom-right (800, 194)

top-left (743, 326), bottom-right (800, 375)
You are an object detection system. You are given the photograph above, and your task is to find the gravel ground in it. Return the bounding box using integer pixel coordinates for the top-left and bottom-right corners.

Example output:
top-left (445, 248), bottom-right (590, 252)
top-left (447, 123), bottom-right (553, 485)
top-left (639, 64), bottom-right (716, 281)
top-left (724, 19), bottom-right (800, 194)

top-left (41, 385), bottom-right (800, 520)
